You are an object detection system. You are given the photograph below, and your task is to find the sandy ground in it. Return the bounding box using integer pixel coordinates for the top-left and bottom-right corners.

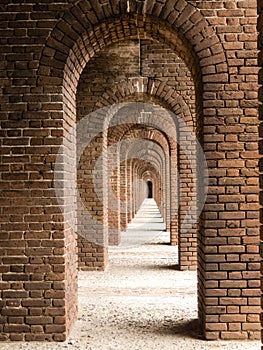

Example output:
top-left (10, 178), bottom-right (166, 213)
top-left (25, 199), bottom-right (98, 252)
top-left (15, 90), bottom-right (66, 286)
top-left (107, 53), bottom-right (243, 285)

top-left (0, 200), bottom-right (261, 350)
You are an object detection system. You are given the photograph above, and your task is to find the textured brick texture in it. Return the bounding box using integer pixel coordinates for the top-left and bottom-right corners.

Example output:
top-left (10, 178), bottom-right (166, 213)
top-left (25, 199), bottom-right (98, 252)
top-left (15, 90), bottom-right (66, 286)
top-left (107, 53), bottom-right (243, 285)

top-left (0, 0), bottom-right (261, 342)
top-left (258, 1), bottom-right (263, 349)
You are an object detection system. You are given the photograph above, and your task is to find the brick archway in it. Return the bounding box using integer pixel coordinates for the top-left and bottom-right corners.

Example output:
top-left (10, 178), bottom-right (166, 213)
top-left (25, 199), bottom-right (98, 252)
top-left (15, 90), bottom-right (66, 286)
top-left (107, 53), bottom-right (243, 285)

top-left (36, 4), bottom-right (222, 333)
top-left (38, 6), bottom-right (260, 336)
top-left (106, 123), bottom-right (172, 246)
top-left (0, 0), bottom-right (260, 343)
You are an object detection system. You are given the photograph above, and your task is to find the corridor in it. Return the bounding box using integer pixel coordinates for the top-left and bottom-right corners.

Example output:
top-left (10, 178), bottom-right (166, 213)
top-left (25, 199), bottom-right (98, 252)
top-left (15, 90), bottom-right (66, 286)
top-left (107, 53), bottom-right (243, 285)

top-left (1, 1), bottom-right (262, 343)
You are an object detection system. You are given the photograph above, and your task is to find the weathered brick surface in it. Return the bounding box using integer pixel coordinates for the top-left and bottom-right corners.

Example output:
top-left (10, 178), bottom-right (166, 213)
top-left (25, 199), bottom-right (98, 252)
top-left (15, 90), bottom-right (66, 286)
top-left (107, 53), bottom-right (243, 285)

top-left (258, 1), bottom-right (263, 349)
top-left (0, 0), bottom-right (260, 342)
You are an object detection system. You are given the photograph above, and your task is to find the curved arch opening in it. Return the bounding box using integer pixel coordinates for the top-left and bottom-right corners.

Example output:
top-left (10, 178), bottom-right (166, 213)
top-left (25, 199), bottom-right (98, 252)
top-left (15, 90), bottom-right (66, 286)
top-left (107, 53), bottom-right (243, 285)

top-left (34, 0), bottom-right (241, 343)
top-left (64, 21), bottom-right (201, 340)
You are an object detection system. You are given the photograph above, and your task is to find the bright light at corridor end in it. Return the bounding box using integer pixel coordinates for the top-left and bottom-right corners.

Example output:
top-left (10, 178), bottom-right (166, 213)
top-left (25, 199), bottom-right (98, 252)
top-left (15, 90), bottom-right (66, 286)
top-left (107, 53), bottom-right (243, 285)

top-left (54, 102), bottom-right (208, 247)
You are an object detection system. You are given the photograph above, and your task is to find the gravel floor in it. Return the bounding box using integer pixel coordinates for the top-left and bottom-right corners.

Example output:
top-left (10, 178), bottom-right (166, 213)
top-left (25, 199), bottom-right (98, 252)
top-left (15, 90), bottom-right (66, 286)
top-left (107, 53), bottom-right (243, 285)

top-left (0, 200), bottom-right (261, 350)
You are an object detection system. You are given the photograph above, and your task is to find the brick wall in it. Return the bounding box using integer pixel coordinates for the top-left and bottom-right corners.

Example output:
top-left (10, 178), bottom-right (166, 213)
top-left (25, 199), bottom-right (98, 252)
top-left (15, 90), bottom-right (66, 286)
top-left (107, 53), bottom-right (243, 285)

top-left (258, 1), bottom-right (263, 349)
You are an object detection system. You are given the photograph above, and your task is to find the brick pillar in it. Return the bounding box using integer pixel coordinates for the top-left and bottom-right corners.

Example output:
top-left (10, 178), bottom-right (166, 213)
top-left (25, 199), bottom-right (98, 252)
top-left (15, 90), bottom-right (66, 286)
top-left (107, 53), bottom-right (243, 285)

top-left (77, 124), bottom-right (108, 271)
top-left (165, 153), bottom-right (171, 233)
top-left (126, 160), bottom-right (133, 223)
top-left (161, 158), bottom-right (166, 225)
top-left (178, 128), bottom-right (197, 270)
top-left (170, 144), bottom-right (179, 245)
top-left (198, 25), bottom-right (260, 337)
top-left (108, 143), bottom-right (121, 245)
top-left (120, 160), bottom-right (127, 231)
top-left (258, 1), bottom-right (263, 348)
top-left (0, 118), bottom-right (78, 341)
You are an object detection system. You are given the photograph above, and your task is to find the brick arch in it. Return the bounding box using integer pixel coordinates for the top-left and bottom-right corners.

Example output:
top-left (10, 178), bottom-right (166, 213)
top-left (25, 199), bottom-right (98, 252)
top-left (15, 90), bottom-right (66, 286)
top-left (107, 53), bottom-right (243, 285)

top-left (124, 155), bottom-right (163, 222)
top-left (38, 0), bottom-right (226, 93)
top-left (35, 0), bottom-right (236, 342)
top-left (109, 123), bottom-right (171, 153)
top-left (39, 5), bottom-right (223, 275)
top-left (128, 142), bottom-right (167, 213)
top-left (108, 124), bottom-right (171, 208)
top-left (105, 96), bottom-right (179, 147)
top-left (120, 126), bottom-right (172, 229)
top-left (96, 77), bottom-right (193, 128)
top-left (106, 122), bottom-right (175, 237)
top-left (127, 140), bottom-right (165, 174)
top-left (79, 67), bottom-right (193, 250)
top-left (130, 157), bottom-right (162, 211)
top-left (76, 38), bottom-right (196, 129)
top-left (98, 84), bottom-right (197, 259)
top-left (76, 99), bottom-right (181, 260)
top-left (106, 123), bottom-right (171, 244)
top-left (103, 97), bottom-right (182, 246)
top-left (105, 101), bottom-right (181, 237)
top-left (37, 3), bottom-right (227, 162)
top-left (141, 169), bottom-right (160, 200)
top-left (141, 167), bottom-right (162, 207)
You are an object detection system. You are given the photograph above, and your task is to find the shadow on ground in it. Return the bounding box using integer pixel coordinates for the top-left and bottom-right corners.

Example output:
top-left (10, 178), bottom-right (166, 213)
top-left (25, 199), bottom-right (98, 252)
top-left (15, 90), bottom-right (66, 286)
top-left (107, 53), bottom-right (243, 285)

top-left (118, 317), bottom-right (202, 340)
top-left (155, 318), bottom-right (202, 340)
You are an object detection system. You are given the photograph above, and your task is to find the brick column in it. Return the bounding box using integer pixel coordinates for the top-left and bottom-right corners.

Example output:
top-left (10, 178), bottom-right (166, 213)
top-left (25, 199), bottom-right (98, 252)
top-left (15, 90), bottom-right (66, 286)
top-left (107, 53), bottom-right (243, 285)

top-left (258, 1), bottom-right (263, 348)
top-left (126, 160), bottom-right (133, 223)
top-left (108, 143), bottom-right (121, 245)
top-left (178, 127), bottom-right (197, 271)
top-left (0, 116), bottom-right (78, 341)
top-left (165, 153), bottom-right (171, 233)
top-left (170, 144), bottom-right (179, 245)
top-left (77, 126), bottom-right (108, 271)
top-left (120, 160), bottom-right (128, 231)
